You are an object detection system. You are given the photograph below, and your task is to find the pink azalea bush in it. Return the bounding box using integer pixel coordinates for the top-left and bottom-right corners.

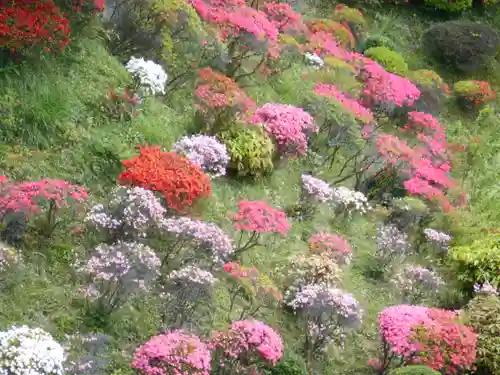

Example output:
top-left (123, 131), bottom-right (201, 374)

top-left (210, 319), bottom-right (284, 367)
top-left (378, 305), bottom-right (477, 375)
top-left (308, 232), bottom-right (353, 264)
top-left (131, 330), bottom-right (211, 375)
top-left (302, 31), bottom-right (353, 61)
top-left (232, 200), bottom-right (291, 236)
top-left (314, 83), bottom-right (374, 124)
top-left (249, 103), bottom-right (317, 157)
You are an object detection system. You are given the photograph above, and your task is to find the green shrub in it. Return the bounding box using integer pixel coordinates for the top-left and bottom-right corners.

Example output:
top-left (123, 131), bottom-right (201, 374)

top-left (364, 47), bottom-right (408, 75)
top-left (218, 124), bottom-right (275, 178)
top-left (390, 366), bottom-right (441, 375)
top-left (465, 295), bottom-right (500, 375)
top-left (408, 70), bottom-right (447, 90)
top-left (268, 350), bottom-right (307, 375)
top-left (423, 21), bottom-right (500, 73)
top-left (453, 80), bottom-right (496, 107)
top-left (363, 35), bottom-right (396, 51)
top-left (332, 5), bottom-right (367, 32)
top-left (424, 0), bottom-right (472, 12)
top-left (448, 233), bottom-right (500, 289)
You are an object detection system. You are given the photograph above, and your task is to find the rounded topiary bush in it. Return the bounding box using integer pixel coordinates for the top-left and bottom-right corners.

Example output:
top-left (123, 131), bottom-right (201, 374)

top-left (424, 0), bottom-right (472, 12)
top-left (423, 21), bottom-right (500, 73)
top-left (363, 35), bottom-right (396, 51)
top-left (364, 47), bottom-right (408, 76)
top-left (465, 295), bottom-right (500, 375)
top-left (218, 124), bottom-right (275, 178)
top-left (390, 366), bottom-right (441, 375)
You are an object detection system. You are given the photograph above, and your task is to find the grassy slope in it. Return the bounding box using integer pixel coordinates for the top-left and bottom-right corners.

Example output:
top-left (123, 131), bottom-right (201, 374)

top-left (0, 4), bottom-right (499, 375)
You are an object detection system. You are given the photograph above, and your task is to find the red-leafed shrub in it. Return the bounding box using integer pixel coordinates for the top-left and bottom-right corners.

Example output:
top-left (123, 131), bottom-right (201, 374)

top-left (118, 145), bottom-right (212, 212)
top-left (453, 80), bottom-right (496, 108)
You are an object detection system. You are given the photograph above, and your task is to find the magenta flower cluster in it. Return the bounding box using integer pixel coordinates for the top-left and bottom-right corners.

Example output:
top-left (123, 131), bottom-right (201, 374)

top-left (172, 134), bottom-right (230, 177)
top-left (300, 174), bottom-right (333, 203)
top-left (131, 330), bottom-right (212, 375)
top-left (249, 103), bottom-right (318, 157)
top-left (308, 232), bottom-right (353, 265)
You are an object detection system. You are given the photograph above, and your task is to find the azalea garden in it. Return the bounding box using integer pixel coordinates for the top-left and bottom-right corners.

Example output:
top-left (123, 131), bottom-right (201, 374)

top-left (0, 0), bottom-right (499, 374)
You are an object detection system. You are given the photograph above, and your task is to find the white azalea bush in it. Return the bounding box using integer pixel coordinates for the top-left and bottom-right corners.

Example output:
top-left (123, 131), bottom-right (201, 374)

top-left (331, 186), bottom-right (371, 215)
top-left (304, 52), bottom-right (324, 69)
top-left (125, 56), bottom-right (167, 96)
top-left (0, 325), bottom-right (66, 375)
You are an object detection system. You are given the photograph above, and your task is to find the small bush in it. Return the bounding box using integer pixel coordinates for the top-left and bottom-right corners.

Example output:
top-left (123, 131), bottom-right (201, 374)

top-left (390, 366), bottom-right (441, 375)
top-left (268, 351), bottom-right (307, 375)
top-left (423, 21), bottom-right (500, 73)
top-left (363, 35), bottom-right (396, 51)
top-left (306, 19), bottom-right (356, 49)
top-left (218, 124), bottom-right (275, 178)
top-left (332, 5), bottom-right (367, 32)
top-left (453, 80), bottom-right (496, 108)
top-left (408, 70), bottom-right (448, 92)
top-left (448, 233), bottom-right (500, 290)
top-left (424, 0), bottom-right (472, 12)
top-left (364, 47), bottom-right (408, 76)
top-left (465, 295), bottom-right (500, 375)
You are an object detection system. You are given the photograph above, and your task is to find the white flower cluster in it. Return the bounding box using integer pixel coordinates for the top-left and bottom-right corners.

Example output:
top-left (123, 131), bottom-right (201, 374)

top-left (173, 135), bottom-right (230, 177)
top-left (331, 186), bottom-right (371, 214)
top-left (0, 325), bottom-right (66, 375)
top-left (0, 242), bottom-right (21, 271)
top-left (168, 265), bottom-right (217, 286)
top-left (300, 174), bottom-right (333, 203)
top-left (304, 52), bottom-right (324, 69)
top-left (375, 224), bottom-right (410, 259)
top-left (125, 56), bottom-right (167, 96)
top-left (85, 186), bottom-right (166, 239)
top-left (423, 228), bottom-right (452, 253)
top-left (474, 281), bottom-right (499, 297)
top-left (391, 264), bottom-right (444, 301)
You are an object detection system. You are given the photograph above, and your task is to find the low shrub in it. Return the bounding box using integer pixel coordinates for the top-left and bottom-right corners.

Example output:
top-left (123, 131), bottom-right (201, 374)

top-left (448, 233), bottom-right (500, 290)
top-left (218, 124), bottom-right (275, 178)
top-left (364, 47), bottom-right (408, 76)
top-left (363, 35), bottom-right (396, 51)
top-left (408, 70), bottom-right (449, 92)
top-left (305, 19), bottom-right (356, 49)
top-left (424, 0), bottom-right (472, 12)
top-left (453, 80), bottom-right (496, 108)
top-left (465, 295), bottom-right (500, 375)
top-left (390, 365), bottom-right (441, 375)
top-left (332, 4), bottom-right (367, 32)
top-left (423, 21), bottom-right (500, 73)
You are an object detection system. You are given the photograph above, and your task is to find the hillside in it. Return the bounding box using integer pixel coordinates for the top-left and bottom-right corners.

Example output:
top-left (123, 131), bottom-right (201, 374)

top-left (0, 1), bottom-right (499, 375)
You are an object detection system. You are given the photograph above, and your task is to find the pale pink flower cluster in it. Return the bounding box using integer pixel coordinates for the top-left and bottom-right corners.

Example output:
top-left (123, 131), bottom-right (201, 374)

top-left (0, 242), bottom-right (21, 271)
top-left (211, 319), bottom-right (283, 365)
top-left (308, 232), bottom-right (353, 265)
top-left (85, 186), bottom-right (166, 238)
top-left (314, 83), bottom-right (374, 124)
top-left (131, 330), bottom-right (211, 375)
top-left (300, 174), bottom-right (333, 203)
top-left (158, 216), bottom-right (234, 264)
top-left (331, 186), bottom-right (371, 214)
top-left (167, 265), bottom-right (217, 286)
top-left (473, 281), bottom-right (499, 297)
top-left (391, 264), bottom-right (444, 300)
top-left (249, 103), bottom-right (318, 157)
top-left (423, 228), bottom-right (452, 253)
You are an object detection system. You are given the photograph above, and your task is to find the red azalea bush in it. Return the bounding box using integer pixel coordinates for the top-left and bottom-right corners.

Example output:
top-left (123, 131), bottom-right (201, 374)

top-left (378, 305), bottom-right (477, 375)
top-left (118, 145), bottom-right (212, 212)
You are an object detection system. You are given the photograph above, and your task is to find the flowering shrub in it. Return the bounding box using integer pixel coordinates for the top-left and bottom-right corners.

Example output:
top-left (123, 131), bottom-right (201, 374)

top-left (331, 186), bottom-right (371, 215)
top-left (304, 52), bottom-right (324, 68)
top-left (168, 265), bottom-right (217, 287)
top-left (232, 200), bottom-right (291, 254)
top-left (391, 264), bottom-right (444, 303)
top-left (308, 232), bottom-right (353, 265)
top-left (85, 186), bottom-right (166, 242)
top-left (210, 319), bottom-right (283, 371)
top-left (0, 1), bottom-right (71, 55)
top-left (0, 325), bottom-right (66, 375)
top-left (378, 305), bottom-right (477, 374)
top-left (78, 241), bottom-right (161, 314)
top-left (125, 57), bottom-right (167, 96)
top-left (222, 262), bottom-right (282, 320)
top-left (364, 47), bottom-right (408, 76)
top-left (132, 330), bottom-right (211, 375)
top-left (408, 70), bottom-right (450, 94)
top-left (282, 254), bottom-right (343, 305)
top-left (158, 216), bottom-right (234, 266)
top-left (287, 283), bottom-right (362, 351)
top-left (374, 224), bottom-right (410, 262)
top-left (118, 145), bottom-right (212, 212)
top-left (305, 19), bottom-right (356, 49)
top-left (219, 124), bottom-right (275, 178)
top-left (453, 80), bottom-right (496, 107)
top-left (0, 177), bottom-right (88, 239)
top-left (314, 83), bottom-right (374, 124)
top-left (0, 242), bottom-right (20, 271)
top-left (173, 135), bottom-right (230, 177)
top-left (249, 103), bottom-right (317, 157)
top-left (423, 228), bottom-right (452, 253)
top-left (105, 87), bottom-right (141, 121)
top-left (300, 174), bottom-right (333, 203)
top-left (474, 281), bottom-right (499, 297)
top-left (262, 2), bottom-right (306, 34)
top-left (332, 5), bottom-right (366, 32)
top-left (302, 31), bottom-right (353, 61)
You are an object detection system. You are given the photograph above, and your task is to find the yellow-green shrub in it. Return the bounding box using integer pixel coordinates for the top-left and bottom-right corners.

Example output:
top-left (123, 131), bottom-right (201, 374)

top-left (408, 70), bottom-right (448, 90)
top-left (424, 0), bottom-right (472, 12)
top-left (218, 124), bottom-right (275, 178)
top-left (364, 46), bottom-right (408, 76)
top-left (448, 233), bottom-right (500, 288)
top-left (465, 295), bottom-right (500, 375)
top-left (332, 5), bottom-right (367, 32)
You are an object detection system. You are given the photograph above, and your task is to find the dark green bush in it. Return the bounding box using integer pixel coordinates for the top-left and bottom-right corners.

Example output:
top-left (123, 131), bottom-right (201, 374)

top-left (268, 351), bottom-right (308, 375)
top-left (423, 21), bottom-right (500, 73)
top-left (465, 295), bottom-right (500, 375)
top-left (390, 366), bottom-right (441, 375)
top-left (364, 46), bottom-right (408, 75)
top-left (363, 35), bottom-right (396, 51)
top-left (424, 0), bottom-right (472, 12)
